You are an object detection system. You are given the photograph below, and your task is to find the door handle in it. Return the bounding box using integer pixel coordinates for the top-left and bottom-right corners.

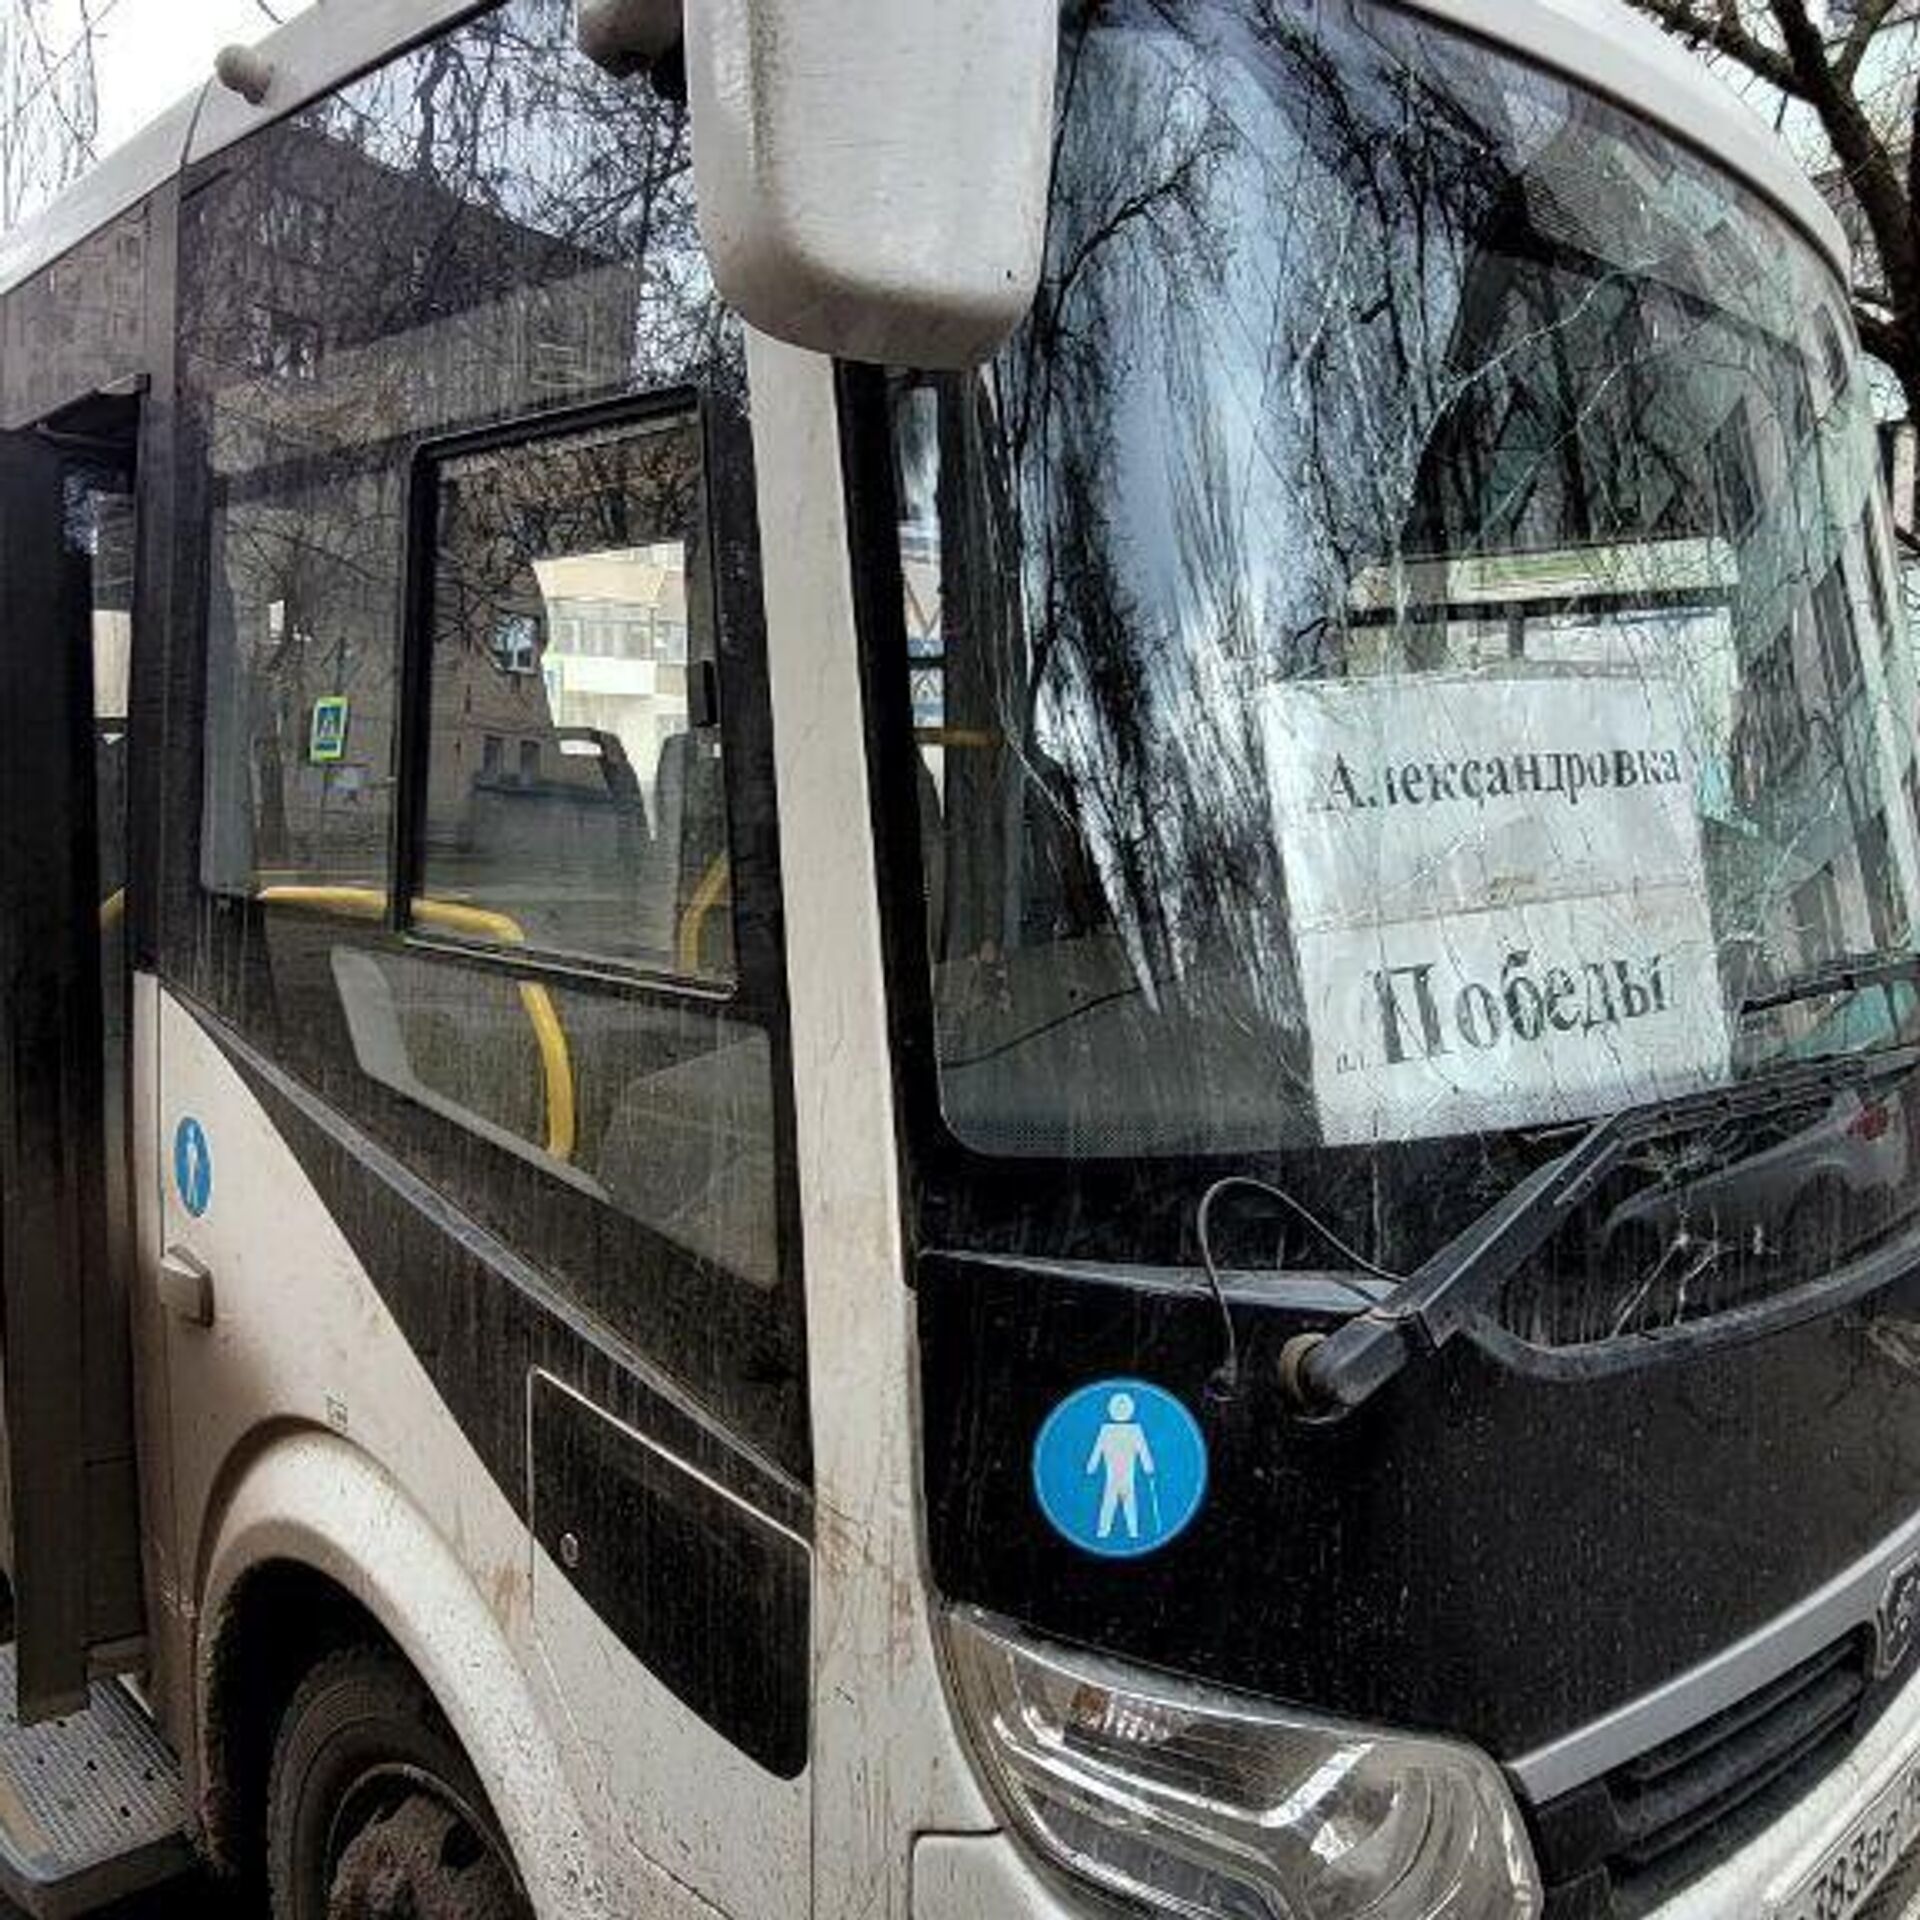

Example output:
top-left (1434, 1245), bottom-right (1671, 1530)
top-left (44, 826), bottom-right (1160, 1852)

top-left (158, 1245), bottom-right (214, 1328)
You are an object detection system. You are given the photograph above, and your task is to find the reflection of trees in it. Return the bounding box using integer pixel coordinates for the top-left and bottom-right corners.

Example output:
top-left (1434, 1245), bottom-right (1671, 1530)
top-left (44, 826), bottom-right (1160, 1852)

top-left (316, 1), bottom-right (730, 411)
top-left (189, 0), bottom-right (732, 883)
top-left (1248, 2), bottom-right (1509, 607)
top-left (940, 1), bottom-right (1531, 1022)
top-left (1626, 0), bottom-right (1920, 464)
top-left (434, 424), bottom-right (695, 745)
top-left (921, 0), bottom-right (1909, 1162)
top-left (946, 20), bottom-right (1232, 988)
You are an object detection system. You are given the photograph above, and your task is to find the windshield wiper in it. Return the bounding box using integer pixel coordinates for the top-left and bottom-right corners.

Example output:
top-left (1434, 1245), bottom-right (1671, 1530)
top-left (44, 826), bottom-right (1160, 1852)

top-left (1739, 951), bottom-right (1920, 1020)
top-left (1282, 1042), bottom-right (1920, 1420)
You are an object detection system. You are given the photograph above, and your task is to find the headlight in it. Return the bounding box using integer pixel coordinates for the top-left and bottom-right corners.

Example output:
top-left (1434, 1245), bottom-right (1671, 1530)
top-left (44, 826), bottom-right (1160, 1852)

top-left (945, 1607), bottom-right (1542, 1920)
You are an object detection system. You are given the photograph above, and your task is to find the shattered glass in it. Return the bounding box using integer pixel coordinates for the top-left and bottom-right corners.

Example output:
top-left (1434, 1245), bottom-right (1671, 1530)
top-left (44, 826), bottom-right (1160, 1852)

top-left (886, 0), bottom-right (1920, 1337)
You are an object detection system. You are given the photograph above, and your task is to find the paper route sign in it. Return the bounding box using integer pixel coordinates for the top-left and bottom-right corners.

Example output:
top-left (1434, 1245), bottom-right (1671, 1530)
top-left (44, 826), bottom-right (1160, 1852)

top-left (1266, 667), bottom-right (1731, 1145)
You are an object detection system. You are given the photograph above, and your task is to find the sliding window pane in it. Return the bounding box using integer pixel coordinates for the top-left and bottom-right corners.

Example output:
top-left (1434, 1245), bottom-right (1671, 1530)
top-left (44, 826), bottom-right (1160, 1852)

top-left (419, 415), bottom-right (732, 980)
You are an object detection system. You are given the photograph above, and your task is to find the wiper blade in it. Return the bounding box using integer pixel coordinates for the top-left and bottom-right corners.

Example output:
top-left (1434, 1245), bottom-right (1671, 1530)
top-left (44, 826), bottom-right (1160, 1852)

top-left (1739, 951), bottom-right (1920, 1019)
top-left (1284, 1042), bottom-right (1920, 1419)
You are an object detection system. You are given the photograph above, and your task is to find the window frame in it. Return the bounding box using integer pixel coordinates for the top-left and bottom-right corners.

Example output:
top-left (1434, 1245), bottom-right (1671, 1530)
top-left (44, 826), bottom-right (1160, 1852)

top-left (394, 384), bottom-right (738, 1001)
top-left (1708, 395), bottom-right (1759, 539)
top-left (242, 300), bottom-right (322, 382)
top-left (1812, 556), bottom-right (1862, 706)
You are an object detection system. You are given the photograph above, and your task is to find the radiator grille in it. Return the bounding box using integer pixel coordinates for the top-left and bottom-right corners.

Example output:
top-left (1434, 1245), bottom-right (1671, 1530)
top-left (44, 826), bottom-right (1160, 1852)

top-left (1535, 1632), bottom-right (1875, 1917)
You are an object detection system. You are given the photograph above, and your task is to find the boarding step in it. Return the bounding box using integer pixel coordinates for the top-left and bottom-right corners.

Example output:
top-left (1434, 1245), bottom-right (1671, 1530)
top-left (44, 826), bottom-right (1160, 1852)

top-left (0, 1644), bottom-right (190, 1917)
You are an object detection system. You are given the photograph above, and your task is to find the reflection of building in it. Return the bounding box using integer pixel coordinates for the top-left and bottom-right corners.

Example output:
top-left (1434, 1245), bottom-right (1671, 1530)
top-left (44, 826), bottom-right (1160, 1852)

top-left (1370, 136), bottom-right (1920, 1019)
top-left (539, 546), bottom-right (690, 805)
top-left (2, 205), bottom-right (146, 425)
top-left (205, 126), bottom-right (639, 430)
top-left (423, 542), bottom-right (691, 852)
top-left (1725, 452), bottom-right (1920, 998)
top-left (192, 120), bottom-right (646, 880)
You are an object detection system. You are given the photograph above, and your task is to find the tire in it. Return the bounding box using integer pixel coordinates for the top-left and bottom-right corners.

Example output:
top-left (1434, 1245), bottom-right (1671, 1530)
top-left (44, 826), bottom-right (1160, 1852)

top-left (266, 1645), bottom-right (531, 1920)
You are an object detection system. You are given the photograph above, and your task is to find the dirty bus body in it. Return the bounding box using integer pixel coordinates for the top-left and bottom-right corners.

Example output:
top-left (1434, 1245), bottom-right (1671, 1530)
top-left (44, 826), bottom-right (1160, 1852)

top-left (0, 0), bottom-right (1913, 1916)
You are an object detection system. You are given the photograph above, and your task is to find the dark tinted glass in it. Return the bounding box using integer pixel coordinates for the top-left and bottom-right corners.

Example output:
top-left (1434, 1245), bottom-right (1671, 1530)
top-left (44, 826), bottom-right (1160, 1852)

top-left (2, 207), bottom-right (147, 426)
top-left (76, 464), bottom-right (138, 1324)
top-left (170, 0), bottom-right (801, 1469)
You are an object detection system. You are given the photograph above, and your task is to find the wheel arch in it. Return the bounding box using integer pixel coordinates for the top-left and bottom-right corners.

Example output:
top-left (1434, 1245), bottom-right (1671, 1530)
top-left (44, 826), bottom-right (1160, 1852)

top-left (195, 1426), bottom-right (606, 1918)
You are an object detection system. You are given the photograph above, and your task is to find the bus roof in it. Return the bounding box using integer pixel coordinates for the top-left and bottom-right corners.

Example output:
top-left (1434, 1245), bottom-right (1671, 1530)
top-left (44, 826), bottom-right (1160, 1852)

top-left (0, 0), bottom-right (1851, 303)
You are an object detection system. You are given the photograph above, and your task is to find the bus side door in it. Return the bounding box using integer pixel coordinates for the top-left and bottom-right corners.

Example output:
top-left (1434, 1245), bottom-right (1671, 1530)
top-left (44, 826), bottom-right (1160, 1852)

top-left (0, 415), bottom-right (146, 1718)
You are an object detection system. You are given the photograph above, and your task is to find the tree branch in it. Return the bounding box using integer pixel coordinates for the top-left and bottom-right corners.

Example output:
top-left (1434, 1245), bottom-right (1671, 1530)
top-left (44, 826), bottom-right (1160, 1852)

top-left (1837, 0), bottom-right (1903, 83)
top-left (1858, 306), bottom-right (1906, 368)
top-left (1758, 0), bottom-right (1920, 404)
top-left (1631, 0), bottom-right (1808, 96)
top-left (1765, 0), bottom-right (1836, 93)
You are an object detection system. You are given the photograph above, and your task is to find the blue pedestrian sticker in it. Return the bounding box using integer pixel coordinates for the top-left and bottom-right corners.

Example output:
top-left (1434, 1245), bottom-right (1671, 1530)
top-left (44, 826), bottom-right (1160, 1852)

top-left (174, 1116), bottom-right (212, 1219)
top-left (1033, 1378), bottom-right (1208, 1559)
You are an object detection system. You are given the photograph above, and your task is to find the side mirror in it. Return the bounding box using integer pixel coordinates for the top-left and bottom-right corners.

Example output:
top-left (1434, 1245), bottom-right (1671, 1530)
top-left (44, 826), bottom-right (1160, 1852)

top-left (684, 0), bottom-right (1057, 369)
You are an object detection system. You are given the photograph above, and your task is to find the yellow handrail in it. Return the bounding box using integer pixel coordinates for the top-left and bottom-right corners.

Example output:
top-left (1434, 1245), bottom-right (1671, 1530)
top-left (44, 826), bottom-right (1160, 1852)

top-left (912, 726), bottom-right (998, 750)
top-left (256, 885), bottom-right (578, 1164)
top-left (677, 857), bottom-right (730, 977)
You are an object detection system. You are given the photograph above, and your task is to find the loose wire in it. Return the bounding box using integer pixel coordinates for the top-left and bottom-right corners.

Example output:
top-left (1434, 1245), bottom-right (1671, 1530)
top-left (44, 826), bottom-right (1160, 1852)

top-left (1194, 1176), bottom-right (1404, 1398)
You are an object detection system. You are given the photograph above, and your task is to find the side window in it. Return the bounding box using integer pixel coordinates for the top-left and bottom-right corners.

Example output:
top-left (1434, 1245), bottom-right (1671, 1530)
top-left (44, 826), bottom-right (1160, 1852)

top-left (417, 411), bottom-right (731, 980)
top-left (197, 462), bottom-right (404, 897)
top-left (171, 0), bottom-right (803, 1470)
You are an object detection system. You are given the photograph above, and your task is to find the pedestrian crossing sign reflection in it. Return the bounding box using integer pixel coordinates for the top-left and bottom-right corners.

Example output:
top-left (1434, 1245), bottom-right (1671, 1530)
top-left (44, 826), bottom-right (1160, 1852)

top-left (309, 696), bottom-right (350, 764)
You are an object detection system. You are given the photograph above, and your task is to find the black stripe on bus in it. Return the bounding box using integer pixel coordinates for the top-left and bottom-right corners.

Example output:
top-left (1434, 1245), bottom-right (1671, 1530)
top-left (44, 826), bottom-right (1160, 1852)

top-left (188, 997), bottom-right (813, 1776)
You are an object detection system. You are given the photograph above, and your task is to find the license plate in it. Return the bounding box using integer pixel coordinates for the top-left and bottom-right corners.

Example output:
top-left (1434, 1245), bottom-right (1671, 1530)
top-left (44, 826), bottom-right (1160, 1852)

top-left (1774, 1756), bottom-right (1920, 1920)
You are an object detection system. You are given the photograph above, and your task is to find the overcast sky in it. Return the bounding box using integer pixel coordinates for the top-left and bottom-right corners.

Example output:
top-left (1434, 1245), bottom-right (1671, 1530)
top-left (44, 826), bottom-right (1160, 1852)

top-left (83, 0), bottom-right (314, 155)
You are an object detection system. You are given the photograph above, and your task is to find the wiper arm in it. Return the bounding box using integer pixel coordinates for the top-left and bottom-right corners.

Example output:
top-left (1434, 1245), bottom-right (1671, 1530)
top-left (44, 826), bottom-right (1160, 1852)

top-left (1282, 1043), bottom-right (1920, 1420)
top-left (1739, 951), bottom-right (1920, 1020)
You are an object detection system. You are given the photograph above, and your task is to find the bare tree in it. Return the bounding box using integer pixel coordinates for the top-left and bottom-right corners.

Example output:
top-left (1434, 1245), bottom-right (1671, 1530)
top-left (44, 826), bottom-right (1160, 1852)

top-left (1627, 5), bottom-right (1920, 433)
top-left (0, 0), bottom-right (100, 230)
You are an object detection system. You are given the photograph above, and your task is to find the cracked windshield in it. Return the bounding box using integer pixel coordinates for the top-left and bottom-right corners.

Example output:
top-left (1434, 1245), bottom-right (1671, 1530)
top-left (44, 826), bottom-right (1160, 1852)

top-left (891, 0), bottom-right (1920, 1340)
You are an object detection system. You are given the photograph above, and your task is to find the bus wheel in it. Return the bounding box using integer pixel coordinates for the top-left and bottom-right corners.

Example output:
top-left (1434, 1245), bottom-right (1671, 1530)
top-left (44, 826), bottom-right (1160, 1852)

top-left (266, 1646), bottom-right (531, 1920)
